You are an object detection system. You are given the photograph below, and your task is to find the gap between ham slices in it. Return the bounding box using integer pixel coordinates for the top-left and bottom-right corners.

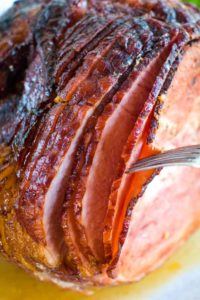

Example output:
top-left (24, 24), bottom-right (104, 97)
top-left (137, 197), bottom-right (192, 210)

top-left (110, 123), bottom-right (160, 259)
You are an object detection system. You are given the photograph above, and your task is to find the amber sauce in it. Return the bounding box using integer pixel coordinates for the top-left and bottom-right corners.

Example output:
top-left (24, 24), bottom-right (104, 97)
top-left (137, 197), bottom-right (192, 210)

top-left (0, 229), bottom-right (199, 300)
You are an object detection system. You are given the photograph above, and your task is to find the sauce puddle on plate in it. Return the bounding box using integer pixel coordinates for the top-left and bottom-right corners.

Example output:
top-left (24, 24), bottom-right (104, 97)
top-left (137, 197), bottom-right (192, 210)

top-left (1, 229), bottom-right (200, 300)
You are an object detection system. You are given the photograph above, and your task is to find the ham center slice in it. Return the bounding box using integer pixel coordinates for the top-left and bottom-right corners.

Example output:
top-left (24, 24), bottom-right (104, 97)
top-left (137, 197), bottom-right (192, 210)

top-left (43, 106), bottom-right (103, 265)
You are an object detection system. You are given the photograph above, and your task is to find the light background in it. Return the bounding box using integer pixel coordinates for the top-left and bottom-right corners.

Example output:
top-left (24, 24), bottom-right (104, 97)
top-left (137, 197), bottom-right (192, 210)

top-left (0, 0), bottom-right (15, 15)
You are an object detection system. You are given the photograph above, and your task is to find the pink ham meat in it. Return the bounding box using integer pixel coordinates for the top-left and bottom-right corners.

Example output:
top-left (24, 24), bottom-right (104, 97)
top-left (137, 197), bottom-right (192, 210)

top-left (0, 0), bottom-right (200, 292)
top-left (110, 42), bottom-right (200, 281)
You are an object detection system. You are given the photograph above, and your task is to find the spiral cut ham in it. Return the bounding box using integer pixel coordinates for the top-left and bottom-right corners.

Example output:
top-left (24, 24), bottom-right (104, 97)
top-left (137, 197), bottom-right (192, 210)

top-left (0, 0), bottom-right (200, 292)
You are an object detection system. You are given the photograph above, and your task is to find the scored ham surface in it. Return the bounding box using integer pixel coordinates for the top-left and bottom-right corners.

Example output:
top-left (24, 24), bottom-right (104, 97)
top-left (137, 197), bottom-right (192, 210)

top-left (0, 0), bottom-right (200, 292)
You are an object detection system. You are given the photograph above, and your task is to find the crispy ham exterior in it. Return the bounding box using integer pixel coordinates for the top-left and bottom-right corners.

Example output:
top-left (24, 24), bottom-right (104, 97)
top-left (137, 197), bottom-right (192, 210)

top-left (0, 0), bottom-right (200, 292)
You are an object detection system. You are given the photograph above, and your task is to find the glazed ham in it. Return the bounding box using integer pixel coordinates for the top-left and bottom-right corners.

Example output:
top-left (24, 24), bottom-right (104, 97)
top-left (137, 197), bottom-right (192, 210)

top-left (0, 0), bottom-right (200, 292)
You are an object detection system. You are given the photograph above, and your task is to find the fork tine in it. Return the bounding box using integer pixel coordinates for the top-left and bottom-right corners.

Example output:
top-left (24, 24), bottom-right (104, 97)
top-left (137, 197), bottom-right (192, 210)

top-left (128, 159), bottom-right (199, 173)
top-left (128, 161), bottom-right (199, 172)
top-left (129, 158), bottom-right (191, 171)
top-left (131, 151), bottom-right (199, 166)
top-left (129, 152), bottom-right (198, 167)
top-left (127, 144), bottom-right (200, 173)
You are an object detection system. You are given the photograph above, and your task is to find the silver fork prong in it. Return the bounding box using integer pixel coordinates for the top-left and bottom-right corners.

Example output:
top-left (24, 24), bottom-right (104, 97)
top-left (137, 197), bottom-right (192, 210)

top-left (128, 161), bottom-right (199, 172)
top-left (129, 159), bottom-right (192, 172)
top-left (127, 144), bottom-right (200, 173)
top-left (130, 152), bottom-right (199, 167)
top-left (138, 146), bottom-right (200, 162)
top-left (130, 150), bottom-right (199, 165)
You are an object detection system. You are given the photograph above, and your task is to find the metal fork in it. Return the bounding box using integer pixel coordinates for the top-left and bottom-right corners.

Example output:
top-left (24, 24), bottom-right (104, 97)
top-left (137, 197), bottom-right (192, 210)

top-left (127, 144), bottom-right (200, 173)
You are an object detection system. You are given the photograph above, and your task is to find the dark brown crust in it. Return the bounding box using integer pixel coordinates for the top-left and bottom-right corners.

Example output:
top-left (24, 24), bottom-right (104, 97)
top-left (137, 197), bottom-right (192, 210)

top-left (123, 0), bottom-right (200, 24)
top-left (56, 14), bottom-right (118, 92)
top-left (15, 12), bottom-right (132, 167)
top-left (12, 1), bottom-right (86, 158)
top-left (0, 0), bottom-right (44, 97)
